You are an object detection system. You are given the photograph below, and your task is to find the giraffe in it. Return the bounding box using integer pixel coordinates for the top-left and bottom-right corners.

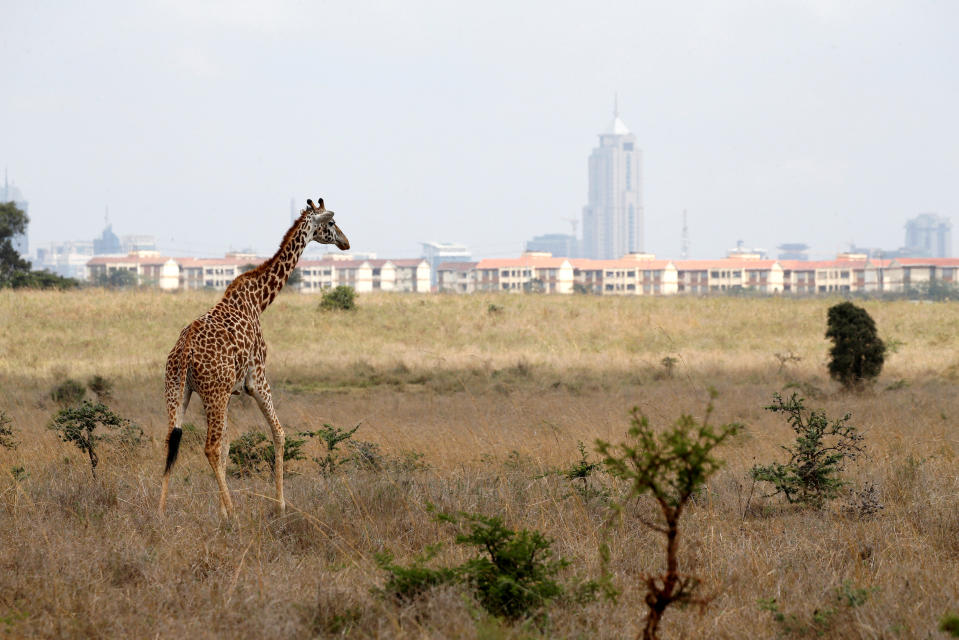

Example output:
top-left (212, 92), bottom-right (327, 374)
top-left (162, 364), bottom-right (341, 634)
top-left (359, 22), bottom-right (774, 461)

top-left (158, 198), bottom-right (350, 518)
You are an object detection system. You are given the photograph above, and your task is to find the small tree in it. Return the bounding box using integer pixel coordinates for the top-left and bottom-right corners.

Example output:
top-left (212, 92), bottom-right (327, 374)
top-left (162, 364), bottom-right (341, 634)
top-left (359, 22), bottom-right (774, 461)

top-left (751, 393), bottom-right (865, 508)
top-left (826, 302), bottom-right (885, 390)
top-left (299, 422), bottom-right (360, 475)
top-left (0, 201), bottom-right (31, 287)
top-left (597, 393), bottom-right (740, 640)
top-left (319, 285), bottom-right (356, 311)
top-left (49, 401), bottom-right (140, 477)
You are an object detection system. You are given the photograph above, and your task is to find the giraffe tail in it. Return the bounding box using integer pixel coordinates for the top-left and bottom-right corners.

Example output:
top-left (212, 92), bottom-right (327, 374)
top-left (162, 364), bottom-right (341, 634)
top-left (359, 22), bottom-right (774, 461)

top-left (164, 427), bottom-right (183, 474)
top-left (164, 325), bottom-right (193, 476)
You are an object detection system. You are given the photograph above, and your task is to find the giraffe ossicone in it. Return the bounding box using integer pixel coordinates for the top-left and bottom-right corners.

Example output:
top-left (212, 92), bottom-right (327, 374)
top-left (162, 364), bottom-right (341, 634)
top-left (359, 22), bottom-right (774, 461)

top-left (159, 198), bottom-right (350, 518)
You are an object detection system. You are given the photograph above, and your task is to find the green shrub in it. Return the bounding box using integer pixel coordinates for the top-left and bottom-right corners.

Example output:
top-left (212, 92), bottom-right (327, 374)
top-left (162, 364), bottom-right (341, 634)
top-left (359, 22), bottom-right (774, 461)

top-left (750, 393), bottom-right (864, 508)
top-left (319, 285), bottom-right (356, 311)
top-left (596, 392), bottom-right (740, 640)
top-left (0, 411), bottom-right (17, 450)
top-left (299, 422), bottom-right (360, 475)
top-left (941, 613), bottom-right (959, 637)
top-left (51, 379), bottom-right (86, 406)
top-left (826, 302), bottom-right (885, 390)
top-left (562, 441), bottom-right (606, 501)
top-left (449, 512), bottom-right (569, 620)
top-left (377, 510), bottom-right (589, 621)
top-left (49, 401), bottom-right (140, 477)
top-left (87, 375), bottom-right (113, 402)
top-left (228, 430), bottom-right (306, 476)
top-left (374, 545), bottom-right (458, 603)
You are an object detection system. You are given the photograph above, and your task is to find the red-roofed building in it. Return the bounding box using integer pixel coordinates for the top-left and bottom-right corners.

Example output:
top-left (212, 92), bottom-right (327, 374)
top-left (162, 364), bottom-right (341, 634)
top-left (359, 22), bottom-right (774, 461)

top-left (474, 254), bottom-right (575, 293)
top-left (437, 261), bottom-right (479, 293)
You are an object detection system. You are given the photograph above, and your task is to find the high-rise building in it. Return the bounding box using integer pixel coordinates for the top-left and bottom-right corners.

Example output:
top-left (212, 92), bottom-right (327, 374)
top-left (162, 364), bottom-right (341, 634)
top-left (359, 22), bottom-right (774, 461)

top-left (525, 233), bottom-right (578, 258)
top-left (904, 213), bottom-right (951, 258)
top-left (1, 172), bottom-right (29, 259)
top-left (422, 242), bottom-right (471, 288)
top-left (581, 105), bottom-right (643, 259)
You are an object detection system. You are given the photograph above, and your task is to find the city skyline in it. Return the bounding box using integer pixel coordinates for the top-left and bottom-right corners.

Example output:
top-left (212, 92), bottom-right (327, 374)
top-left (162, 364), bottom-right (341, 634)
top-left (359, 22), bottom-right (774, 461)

top-left (3, 2), bottom-right (957, 262)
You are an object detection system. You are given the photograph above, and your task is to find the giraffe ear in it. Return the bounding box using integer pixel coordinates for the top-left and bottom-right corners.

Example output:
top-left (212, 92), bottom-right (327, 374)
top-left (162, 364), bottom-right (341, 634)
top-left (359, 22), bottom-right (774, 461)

top-left (315, 198), bottom-right (325, 211)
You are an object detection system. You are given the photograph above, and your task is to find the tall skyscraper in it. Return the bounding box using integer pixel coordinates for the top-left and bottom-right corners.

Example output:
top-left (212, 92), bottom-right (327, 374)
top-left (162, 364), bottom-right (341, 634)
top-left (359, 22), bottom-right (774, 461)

top-left (581, 104), bottom-right (643, 259)
top-left (904, 213), bottom-right (951, 258)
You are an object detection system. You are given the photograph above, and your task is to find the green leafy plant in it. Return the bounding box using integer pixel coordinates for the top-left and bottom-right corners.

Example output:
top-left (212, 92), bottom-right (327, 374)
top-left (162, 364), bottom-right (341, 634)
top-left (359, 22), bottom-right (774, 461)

top-left (596, 392), bottom-right (741, 640)
top-left (228, 430), bottom-right (306, 476)
top-left (299, 422), bottom-right (360, 475)
top-left (49, 401), bottom-right (140, 477)
top-left (751, 393), bottom-right (865, 508)
top-left (562, 440), bottom-right (607, 501)
top-left (51, 378), bottom-right (86, 407)
top-left (87, 375), bottom-right (114, 402)
top-left (826, 301), bottom-right (885, 390)
top-left (447, 511), bottom-right (569, 620)
top-left (374, 544), bottom-right (458, 603)
top-left (319, 285), bottom-right (357, 311)
top-left (0, 411), bottom-right (17, 450)
top-left (377, 509), bottom-right (591, 621)
top-left (941, 612), bottom-right (959, 637)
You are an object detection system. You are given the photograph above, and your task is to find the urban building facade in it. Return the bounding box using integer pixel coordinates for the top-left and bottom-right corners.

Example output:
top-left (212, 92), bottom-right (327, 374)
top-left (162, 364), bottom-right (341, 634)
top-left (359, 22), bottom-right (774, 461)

top-left (422, 242), bottom-right (471, 288)
top-left (525, 233), bottom-right (578, 258)
top-left (904, 213), bottom-right (951, 258)
top-left (87, 253), bottom-right (429, 293)
top-left (581, 107), bottom-right (643, 259)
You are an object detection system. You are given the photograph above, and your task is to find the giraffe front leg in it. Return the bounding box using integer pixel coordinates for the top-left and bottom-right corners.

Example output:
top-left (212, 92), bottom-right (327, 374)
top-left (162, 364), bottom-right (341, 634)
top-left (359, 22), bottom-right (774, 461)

top-left (248, 368), bottom-right (286, 515)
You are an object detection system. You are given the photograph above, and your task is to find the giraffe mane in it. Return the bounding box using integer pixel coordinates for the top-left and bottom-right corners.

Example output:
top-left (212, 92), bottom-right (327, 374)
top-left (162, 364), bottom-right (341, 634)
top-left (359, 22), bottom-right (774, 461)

top-left (225, 210), bottom-right (312, 295)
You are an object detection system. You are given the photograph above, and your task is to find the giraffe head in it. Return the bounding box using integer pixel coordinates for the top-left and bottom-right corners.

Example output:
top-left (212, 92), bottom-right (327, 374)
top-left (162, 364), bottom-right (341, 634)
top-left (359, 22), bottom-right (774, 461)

top-left (306, 198), bottom-right (350, 250)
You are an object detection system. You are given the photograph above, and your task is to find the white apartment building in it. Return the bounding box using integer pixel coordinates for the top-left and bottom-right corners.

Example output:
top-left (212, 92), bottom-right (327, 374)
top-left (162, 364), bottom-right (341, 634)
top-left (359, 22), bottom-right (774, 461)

top-left (88, 253), bottom-right (430, 293)
top-left (437, 261), bottom-right (478, 293)
top-left (474, 254), bottom-right (575, 293)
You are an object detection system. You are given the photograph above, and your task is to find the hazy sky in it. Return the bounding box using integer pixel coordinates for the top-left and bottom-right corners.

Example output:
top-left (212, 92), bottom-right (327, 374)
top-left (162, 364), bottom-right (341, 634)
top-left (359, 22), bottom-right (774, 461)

top-left (3, 1), bottom-right (957, 260)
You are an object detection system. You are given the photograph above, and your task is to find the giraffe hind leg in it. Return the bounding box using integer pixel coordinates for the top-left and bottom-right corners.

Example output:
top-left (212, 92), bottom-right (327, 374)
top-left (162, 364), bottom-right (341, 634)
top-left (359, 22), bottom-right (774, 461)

top-left (159, 384), bottom-right (192, 514)
top-left (204, 396), bottom-right (235, 519)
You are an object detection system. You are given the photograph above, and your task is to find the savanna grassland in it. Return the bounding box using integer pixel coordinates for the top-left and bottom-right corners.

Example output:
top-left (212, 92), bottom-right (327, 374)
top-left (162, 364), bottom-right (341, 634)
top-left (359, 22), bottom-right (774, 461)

top-left (0, 289), bottom-right (957, 639)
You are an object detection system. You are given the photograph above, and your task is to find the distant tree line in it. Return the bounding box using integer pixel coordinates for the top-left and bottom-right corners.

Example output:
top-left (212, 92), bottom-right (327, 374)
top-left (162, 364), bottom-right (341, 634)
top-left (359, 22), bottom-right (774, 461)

top-left (0, 201), bottom-right (78, 290)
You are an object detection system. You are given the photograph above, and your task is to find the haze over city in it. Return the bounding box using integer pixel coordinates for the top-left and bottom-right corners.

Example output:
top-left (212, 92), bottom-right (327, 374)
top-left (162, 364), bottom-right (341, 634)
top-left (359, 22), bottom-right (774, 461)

top-left (3, 0), bottom-right (957, 261)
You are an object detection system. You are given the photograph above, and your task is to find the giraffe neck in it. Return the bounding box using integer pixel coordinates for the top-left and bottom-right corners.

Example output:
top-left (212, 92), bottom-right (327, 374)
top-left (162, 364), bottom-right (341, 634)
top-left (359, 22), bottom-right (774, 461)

top-left (252, 215), bottom-right (310, 312)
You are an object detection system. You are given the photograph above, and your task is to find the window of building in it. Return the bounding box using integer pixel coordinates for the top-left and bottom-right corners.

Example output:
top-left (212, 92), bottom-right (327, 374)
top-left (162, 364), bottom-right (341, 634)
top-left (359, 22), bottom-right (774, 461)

top-left (623, 142), bottom-right (634, 151)
top-left (710, 270), bottom-right (719, 278)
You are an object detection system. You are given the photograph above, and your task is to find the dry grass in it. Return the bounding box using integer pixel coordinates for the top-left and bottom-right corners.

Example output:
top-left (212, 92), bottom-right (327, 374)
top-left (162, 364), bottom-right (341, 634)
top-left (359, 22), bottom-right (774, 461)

top-left (0, 289), bottom-right (957, 638)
